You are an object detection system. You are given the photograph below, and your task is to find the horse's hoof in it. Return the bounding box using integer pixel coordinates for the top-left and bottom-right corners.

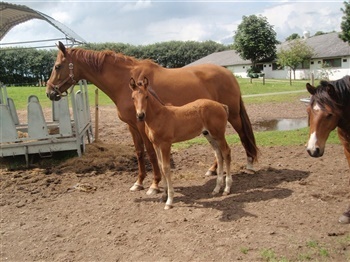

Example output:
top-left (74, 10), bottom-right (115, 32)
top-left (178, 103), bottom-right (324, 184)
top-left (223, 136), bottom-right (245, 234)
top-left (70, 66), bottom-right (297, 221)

top-left (164, 204), bottom-right (173, 210)
top-left (222, 191), bottom-right (230, 196)
top-left (339, 214), bottom-right (350, 224)
top-left (212, 190), bottom-right (220, 196)
top-left (205, 170), bottom-right (217, 176)
top-left (146, 187), bottom-right (160, 195)
top-left (130, 183), bottom-right (144, 192)
top-left (244, 167), bottom-right (255, 174)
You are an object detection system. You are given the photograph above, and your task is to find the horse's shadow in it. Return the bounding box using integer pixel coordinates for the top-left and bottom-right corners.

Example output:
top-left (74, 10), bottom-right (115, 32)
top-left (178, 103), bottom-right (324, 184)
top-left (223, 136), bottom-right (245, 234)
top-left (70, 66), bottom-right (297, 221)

top-left (135, 167), bottom-right (310, 222)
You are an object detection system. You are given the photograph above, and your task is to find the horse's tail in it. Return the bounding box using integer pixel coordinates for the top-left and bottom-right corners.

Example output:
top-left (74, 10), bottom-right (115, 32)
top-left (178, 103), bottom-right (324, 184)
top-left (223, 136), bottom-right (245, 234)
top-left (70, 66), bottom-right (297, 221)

top-left (239, 97), bottom-right (260, 163)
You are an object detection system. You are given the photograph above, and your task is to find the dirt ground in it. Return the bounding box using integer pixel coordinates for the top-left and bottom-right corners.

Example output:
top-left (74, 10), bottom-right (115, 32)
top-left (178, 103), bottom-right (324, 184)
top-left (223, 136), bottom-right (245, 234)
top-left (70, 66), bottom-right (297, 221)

top-left (1, 96), bottom-right (349, 262)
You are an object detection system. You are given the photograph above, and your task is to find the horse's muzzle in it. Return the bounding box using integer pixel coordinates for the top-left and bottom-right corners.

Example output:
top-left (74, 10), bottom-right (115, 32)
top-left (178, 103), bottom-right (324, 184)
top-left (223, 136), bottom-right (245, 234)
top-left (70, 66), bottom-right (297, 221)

top-left (307, 147), bottom-right (323, 157)
top-left (47, 90), bottom-right (62, 101)
top-left (136, 112), bottom-right (145, 121)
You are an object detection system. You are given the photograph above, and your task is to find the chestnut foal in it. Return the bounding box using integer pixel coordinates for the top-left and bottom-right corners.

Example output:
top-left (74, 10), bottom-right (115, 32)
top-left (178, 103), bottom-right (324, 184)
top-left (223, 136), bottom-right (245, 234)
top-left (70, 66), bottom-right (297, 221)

top-left (130, 77), bottom-right (232, 209)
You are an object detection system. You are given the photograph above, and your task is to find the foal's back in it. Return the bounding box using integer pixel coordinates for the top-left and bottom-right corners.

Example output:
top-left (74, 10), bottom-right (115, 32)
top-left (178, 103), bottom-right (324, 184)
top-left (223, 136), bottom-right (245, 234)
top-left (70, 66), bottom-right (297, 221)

top-left (160, 98), bottom-right (229, 143)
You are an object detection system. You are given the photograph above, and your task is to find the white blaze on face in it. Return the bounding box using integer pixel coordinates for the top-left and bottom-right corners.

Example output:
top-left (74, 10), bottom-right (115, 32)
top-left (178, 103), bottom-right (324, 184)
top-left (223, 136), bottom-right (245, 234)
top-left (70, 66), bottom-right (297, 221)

top-left (307, 131), bottom-right (318, 152)
top-left (313, 103), bottom-right (321, 111)
top-left (306, 102), bottom-right (320, 152)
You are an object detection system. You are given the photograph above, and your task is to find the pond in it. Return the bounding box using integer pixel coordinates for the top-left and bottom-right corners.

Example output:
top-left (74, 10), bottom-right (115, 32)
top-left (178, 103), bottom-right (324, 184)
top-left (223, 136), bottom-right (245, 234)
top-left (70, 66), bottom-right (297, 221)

top-left (253, 118), bottom-right (308, 132)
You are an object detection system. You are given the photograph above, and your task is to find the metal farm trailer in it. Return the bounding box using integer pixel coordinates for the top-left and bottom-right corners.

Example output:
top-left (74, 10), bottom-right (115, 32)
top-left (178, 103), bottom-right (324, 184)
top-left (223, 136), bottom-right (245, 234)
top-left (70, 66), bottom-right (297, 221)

top-left (0, 81), bottom-right (93, 166)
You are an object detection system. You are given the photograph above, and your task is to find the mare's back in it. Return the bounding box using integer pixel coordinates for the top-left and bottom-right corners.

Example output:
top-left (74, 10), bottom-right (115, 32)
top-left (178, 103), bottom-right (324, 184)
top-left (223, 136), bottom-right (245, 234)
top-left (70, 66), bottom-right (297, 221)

top-left (132, 63), bottom-right (241, 106)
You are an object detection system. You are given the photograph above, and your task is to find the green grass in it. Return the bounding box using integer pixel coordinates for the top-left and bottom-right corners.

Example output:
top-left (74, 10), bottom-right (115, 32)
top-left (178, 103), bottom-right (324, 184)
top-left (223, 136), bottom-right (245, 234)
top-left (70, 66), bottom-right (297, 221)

top-left (173, 128), bottom-right (340, 150)
top-left (238, 78), bottom-right (308, 96)
top-left (3, 84), bottom-right (113, 110)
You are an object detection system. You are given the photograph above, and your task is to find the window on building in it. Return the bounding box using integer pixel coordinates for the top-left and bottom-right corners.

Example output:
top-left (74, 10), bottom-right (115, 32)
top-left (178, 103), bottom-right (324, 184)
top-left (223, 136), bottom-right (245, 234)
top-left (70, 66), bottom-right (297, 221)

top-left (296, 60), bottom-right (310, 69)
top-left (272, 63), bottom-right (284, 70)
top-left (323, 58), bottom-right (341, 68)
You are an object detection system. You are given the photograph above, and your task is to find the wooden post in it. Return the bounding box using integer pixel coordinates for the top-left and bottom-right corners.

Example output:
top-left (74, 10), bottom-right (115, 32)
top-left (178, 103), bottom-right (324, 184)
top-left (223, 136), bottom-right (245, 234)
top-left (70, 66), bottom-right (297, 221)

top-left (94, 88), bottom-right (99, 141)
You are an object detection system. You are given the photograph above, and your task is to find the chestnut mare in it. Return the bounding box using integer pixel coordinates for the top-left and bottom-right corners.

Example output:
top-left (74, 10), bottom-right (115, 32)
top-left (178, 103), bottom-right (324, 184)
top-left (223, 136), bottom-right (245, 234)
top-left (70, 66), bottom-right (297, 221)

top-left (306, 75), bottom-right (350, 224)
top-left (46, 41), bottom-right (258, 195)
top-left (130, 77), bottom-right (231, 209)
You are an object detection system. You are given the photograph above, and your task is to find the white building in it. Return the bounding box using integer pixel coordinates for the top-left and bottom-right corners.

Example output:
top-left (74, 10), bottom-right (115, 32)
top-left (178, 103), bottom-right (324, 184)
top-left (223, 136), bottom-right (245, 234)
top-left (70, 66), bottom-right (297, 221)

top-left (188, 32), bottom-right (350, 80)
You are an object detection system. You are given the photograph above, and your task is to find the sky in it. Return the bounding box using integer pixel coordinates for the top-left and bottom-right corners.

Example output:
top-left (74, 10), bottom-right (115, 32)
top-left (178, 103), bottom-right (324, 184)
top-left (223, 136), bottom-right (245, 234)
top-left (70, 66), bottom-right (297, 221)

top-left (0, 0), bottom-right (347, 48)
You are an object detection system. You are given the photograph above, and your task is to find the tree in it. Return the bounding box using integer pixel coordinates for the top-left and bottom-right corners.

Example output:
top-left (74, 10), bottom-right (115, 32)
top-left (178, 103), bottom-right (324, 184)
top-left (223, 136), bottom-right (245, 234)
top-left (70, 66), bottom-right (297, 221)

top-left (0, 48), bottom-right (56, 85)
top-left (286, 33), bottom-right (300, 41)
top-left (82, 40), bottom-right (228, 68)
top-left (233, 15), bottom-right (279, 76)
top-left (277, 39), bottom-right (314, 83)
top-left (314, 31), bottom-right (326, 36)
top-left (339, 0), bottom-right (350, 43)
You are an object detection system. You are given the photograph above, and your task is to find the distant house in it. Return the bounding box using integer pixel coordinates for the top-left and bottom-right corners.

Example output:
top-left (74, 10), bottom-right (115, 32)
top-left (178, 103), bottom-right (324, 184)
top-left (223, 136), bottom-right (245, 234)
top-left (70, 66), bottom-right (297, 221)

top-left (187, 32), bottom-right (350, 80)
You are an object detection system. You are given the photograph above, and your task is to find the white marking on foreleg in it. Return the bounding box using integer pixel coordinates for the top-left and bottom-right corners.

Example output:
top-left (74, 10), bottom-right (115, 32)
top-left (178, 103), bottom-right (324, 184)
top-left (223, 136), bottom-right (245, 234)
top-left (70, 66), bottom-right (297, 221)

top-left (246, 156), bottom-right (254, 171)
top-left (130, 182), bottom-right (144, 191)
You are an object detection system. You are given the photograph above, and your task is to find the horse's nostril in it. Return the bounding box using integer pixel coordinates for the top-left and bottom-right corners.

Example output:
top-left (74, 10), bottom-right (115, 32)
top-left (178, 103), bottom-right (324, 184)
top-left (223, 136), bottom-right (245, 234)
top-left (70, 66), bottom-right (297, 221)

top-left (307, 147), bottom-right (321, 157)
top-left (315, 147), bottom-right (320, 156)
top-left (137, 112), bottom-right (145, 121)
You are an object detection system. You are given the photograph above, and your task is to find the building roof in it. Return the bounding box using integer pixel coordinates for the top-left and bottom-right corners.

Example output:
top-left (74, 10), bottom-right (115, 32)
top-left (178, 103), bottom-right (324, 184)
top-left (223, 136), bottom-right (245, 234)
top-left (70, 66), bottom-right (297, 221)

top-left (0, 2), bottom-right (86, 45)
top-left (188, 49), bottom-right (250, 67)
top-left (280, 32), bottom-right (350, 59)
top-left (188, 32), bottom-right (350, 67)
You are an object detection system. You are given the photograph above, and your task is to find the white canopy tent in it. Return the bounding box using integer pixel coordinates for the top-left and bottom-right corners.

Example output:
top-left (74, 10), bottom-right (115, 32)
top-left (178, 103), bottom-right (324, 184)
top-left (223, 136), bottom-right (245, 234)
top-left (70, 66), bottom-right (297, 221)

top-left (0, 1), bottom-right (86, 48)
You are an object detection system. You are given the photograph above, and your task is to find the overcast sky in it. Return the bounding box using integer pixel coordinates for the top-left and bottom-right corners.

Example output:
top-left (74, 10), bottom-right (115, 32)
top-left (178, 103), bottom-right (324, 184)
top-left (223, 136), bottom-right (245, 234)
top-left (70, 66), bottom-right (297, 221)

top-left (1, 0), bottom-right (346, 48)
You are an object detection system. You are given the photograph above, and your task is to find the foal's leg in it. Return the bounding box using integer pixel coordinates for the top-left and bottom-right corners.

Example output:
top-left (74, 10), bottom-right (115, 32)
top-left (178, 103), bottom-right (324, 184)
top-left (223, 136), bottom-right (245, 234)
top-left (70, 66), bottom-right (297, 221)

top-left (158, 145), bottom-right (174, 210)
top-left (154, 147), bottom-right (168, 202)
top-left (204, 133), bottom-right (224, 194)
top-left (220, 140), bottom-right (232, 195)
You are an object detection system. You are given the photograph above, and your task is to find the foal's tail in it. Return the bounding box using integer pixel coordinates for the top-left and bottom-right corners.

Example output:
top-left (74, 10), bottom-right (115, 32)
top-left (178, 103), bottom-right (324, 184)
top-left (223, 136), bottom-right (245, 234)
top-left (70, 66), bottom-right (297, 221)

top-left (222, 104), bottom-right (229, 119)
top-left (239, 97), bottom-right (260, 163)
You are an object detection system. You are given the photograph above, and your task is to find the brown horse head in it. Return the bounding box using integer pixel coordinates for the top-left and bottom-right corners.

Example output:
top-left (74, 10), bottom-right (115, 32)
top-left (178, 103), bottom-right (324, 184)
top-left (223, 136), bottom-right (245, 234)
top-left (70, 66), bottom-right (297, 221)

top-left (306, 81), bottom-right (342, 157)
top-left (46, 41), bottom-right (78, 101)
top-left (129, 77), bottom-right (149, 121)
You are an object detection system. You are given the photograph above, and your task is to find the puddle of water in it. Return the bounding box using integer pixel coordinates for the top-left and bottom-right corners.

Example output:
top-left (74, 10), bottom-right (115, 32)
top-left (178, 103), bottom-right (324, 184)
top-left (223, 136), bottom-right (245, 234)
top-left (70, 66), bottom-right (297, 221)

top-left (254, 118), bottom-right (308, 131)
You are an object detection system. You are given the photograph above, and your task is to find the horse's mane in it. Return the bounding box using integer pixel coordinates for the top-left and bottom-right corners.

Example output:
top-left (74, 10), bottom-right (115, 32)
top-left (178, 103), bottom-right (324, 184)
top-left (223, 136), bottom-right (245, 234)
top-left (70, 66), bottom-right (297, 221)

top-left (148, 86), bottom-right (166, 106)
top-left (70, 48), bottom-right (157, 72)
top-left (310, 75), bottom-right (350, 111)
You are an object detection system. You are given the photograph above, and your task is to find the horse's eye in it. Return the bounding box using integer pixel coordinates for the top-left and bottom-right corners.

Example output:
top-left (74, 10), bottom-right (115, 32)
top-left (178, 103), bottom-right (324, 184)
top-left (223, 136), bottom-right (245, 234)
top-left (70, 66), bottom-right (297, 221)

top-left (326, 113), bottom-right (333, 119)
top-left (55, 64), bottom-right (61, 70)
top-left (146, 96), bottom-right (149, 99)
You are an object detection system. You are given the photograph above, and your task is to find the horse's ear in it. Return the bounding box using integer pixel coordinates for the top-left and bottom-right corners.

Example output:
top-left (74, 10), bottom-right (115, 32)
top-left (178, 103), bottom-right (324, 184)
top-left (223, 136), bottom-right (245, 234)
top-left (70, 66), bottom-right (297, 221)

top-left (129, 78), bottom-right (137, 90)
top-left (143, 77), bottom-right (149, 88)
top-left (56, 41), bottom-right (67, 56)
top-left (306, 83), bottom-right (316, 95)
top-left (326, 83), bottom-right (338, 100)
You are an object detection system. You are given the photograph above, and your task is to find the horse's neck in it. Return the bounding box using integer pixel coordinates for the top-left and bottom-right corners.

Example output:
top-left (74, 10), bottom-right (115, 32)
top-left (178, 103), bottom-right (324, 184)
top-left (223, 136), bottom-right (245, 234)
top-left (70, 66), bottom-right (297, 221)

top-left (145, 92), bottom-right (169, 127)
top-left (75, 52), bottom-right (133, 103)
top-left (335, 78), bottom-right (350, 106)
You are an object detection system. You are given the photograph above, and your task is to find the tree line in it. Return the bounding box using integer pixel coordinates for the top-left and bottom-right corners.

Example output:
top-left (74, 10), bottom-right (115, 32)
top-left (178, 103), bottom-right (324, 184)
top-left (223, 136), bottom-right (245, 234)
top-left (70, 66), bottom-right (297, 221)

top-left (0, 40), bottom-right (228, 86)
